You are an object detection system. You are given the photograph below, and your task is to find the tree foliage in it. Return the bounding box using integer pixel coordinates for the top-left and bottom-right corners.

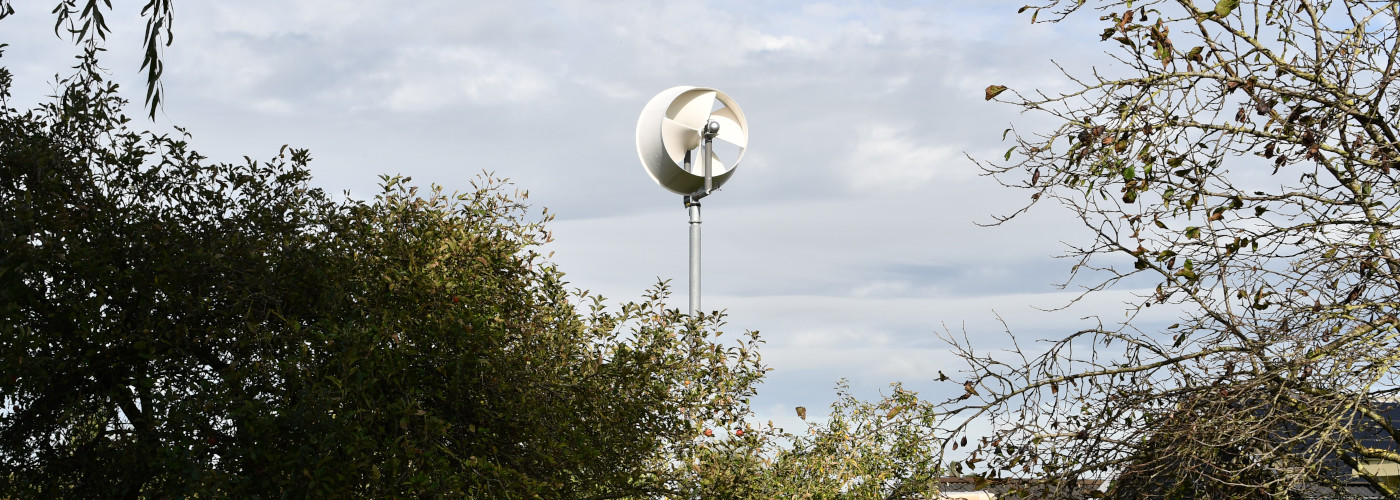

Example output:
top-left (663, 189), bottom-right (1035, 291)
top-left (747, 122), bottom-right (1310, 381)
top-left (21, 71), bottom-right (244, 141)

top-left (948, 0), bottom-right (1400, 497)
top-left (0, 49), bottom-right (769, 498)
top-left (758, 382), bottom-right (945, 498)
top-left (0, 0), bottom-right (175, 119)
top-left (663, 381), bottom-right (947, 499)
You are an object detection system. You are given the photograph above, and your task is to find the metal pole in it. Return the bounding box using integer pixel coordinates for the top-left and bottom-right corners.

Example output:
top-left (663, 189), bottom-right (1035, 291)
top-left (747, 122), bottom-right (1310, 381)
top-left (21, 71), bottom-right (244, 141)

top-left (703, 124), bottom-right (715, 194)
top-left (688, 120), bottom-right (719, 318)
top-left (688, 198), bottom-right (701, 316)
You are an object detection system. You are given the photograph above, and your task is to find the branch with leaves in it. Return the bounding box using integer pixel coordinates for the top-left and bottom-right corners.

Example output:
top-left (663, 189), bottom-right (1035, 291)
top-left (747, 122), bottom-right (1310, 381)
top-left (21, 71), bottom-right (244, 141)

top-left (945, 0), bottom-right (1400, 497)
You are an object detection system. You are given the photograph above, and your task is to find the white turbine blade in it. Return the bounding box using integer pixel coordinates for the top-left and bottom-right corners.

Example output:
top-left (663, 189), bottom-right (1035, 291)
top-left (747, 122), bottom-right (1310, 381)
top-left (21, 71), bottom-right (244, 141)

top-left (707, 150), bottom-right (727, 175)
top-left (708, 106), bottom-right (747, 148)
top-left (662, 118), bottom-right (701, 166)
top-left (668, 90), bottom-right (718, 130)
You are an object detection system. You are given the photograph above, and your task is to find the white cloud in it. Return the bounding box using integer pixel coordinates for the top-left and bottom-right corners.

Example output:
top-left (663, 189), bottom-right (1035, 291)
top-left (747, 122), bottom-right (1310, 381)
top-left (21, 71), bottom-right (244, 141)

top-left (850, 279), bottom-right (914, 298)
top-left (570, 77), bottom-right (642, 101)
top-left (742, 33), bottom-right (816, 54)
top-left (836, 123), bottom-right (960, 192)
top-left (379, 46), bottom-right (555, 110)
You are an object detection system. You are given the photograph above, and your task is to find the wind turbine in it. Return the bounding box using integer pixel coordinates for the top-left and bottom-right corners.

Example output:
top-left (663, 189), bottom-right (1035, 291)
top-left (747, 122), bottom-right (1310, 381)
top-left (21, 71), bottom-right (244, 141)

top-left (635, 87), bottom-right (750, 316)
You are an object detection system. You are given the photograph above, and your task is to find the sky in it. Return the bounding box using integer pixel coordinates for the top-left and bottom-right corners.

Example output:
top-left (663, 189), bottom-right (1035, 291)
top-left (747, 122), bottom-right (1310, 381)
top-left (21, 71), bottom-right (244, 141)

top-left (2, 1), bottom-right (1184, 432)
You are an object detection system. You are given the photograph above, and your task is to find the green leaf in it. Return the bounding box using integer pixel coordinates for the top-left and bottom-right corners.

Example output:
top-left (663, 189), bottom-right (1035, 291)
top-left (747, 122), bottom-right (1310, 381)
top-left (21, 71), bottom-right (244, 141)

top-left (1186, 46), bottom-right (1203, 62)
top-left (1214, 0), bottom-right (1239, 17)
top-left (1185, 226), bottom-right (1201, 239)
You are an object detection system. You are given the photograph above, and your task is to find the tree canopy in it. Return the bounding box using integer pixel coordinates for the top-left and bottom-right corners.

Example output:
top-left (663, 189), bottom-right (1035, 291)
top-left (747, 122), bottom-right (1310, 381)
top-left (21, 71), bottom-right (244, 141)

top-left (952, 0), bottom-right (1400, 497)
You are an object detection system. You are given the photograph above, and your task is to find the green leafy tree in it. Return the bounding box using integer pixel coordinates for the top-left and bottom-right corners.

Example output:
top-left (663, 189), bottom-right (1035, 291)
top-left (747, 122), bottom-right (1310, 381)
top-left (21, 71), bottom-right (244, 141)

top-left (758, 382), bottom-right (944, 499)
top-left (0, 48), bottom-right (767, 498)
top-left (654, 381), bottom-right (948, 499)
top-left (944, 0), bottom-right (1400, 497)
